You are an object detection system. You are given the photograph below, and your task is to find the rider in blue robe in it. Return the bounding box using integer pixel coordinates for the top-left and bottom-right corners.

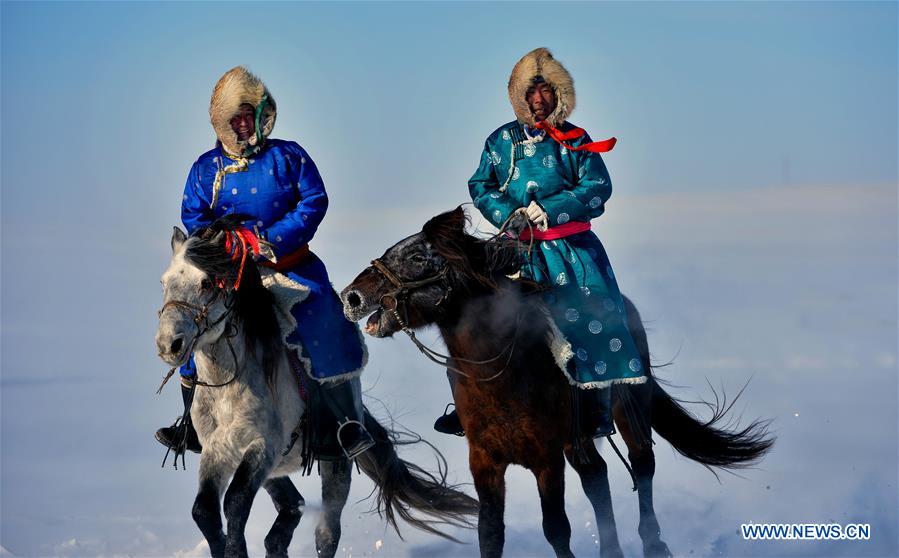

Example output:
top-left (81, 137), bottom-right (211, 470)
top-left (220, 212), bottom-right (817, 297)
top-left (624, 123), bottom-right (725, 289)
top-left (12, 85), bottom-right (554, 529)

top-left (156, 67), bottom-right (373, 459)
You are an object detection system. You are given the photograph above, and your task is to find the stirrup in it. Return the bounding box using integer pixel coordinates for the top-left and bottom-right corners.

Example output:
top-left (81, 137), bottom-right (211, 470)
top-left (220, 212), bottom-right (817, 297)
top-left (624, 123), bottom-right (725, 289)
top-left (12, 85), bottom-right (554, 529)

top-left (592, 415), bottom-right (617, 438)
top-left (156, 416), bottom-right (202, 454)
top-left (434, 403), bottom-right (465, 437)
top-left (592, 424), bottom-right (617, 439)
top-left (336, 419), bottom-right (375, 460)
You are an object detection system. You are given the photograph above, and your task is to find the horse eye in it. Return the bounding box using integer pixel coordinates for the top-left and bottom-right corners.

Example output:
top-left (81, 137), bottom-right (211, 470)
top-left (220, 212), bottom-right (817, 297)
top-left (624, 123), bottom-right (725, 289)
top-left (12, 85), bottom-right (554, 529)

top-left (200, 278), bottom-right (213, 291)
top-left (411, 253), bottom-right (428, 263)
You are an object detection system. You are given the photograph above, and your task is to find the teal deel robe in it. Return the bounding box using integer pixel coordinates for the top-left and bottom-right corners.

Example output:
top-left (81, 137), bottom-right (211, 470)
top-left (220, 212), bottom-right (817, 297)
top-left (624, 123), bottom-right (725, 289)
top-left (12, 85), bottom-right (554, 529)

top-left (469, 121), bottom-right (647, 389)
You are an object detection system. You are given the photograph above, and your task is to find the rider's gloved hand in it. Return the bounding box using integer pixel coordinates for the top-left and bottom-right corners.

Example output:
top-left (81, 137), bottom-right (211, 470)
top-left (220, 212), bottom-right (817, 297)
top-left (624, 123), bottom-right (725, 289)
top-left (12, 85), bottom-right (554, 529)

top-left (525, 201), bottom-right (549, 231)
top-left (257, 240), bottom-right (277, 263)
top-left (253, 227), bottom-right (277, 262)
top-left (505, 208), bottom-right (530, 239)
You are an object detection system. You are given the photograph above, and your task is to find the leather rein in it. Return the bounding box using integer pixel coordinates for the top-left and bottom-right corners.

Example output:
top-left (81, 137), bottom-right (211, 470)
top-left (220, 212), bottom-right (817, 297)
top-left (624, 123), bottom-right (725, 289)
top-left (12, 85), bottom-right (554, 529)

top-left (369, 258), bottom-right (520, 383)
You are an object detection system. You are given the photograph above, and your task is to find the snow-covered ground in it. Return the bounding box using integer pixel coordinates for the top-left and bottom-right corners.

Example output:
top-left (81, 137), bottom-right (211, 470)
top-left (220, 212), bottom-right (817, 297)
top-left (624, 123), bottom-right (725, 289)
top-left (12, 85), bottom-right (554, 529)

top-left (2, 185), bottom-right (896, 557)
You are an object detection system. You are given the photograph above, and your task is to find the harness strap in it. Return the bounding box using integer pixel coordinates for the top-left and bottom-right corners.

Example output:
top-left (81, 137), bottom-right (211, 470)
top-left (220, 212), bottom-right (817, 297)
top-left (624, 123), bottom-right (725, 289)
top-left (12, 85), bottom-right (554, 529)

top-left (607, 435), bottom-right (639, 492)
top-left (156, 294), bottom-right (241, 394)
top-left (369, 257), bottom-right (519, 382)
top-left (370, 259), bottom-right (448, 291)
top-left (160, 380), bottom-right (197, 470)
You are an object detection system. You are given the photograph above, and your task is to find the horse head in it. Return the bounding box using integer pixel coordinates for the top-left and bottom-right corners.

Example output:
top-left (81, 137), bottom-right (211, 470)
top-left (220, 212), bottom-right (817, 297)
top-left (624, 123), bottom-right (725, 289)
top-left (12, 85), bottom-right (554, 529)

top-left (156, 216), bottom-right (271, 367)
top-left (340, 206), bottom-right (522, 338)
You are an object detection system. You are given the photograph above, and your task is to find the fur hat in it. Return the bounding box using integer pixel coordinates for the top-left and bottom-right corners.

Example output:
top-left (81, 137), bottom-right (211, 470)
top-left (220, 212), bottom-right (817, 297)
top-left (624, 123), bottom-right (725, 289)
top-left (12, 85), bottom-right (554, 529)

top-left (209, 66), bottom-right (277, 156)
top-left (507, 48), bottom-right (575, 128)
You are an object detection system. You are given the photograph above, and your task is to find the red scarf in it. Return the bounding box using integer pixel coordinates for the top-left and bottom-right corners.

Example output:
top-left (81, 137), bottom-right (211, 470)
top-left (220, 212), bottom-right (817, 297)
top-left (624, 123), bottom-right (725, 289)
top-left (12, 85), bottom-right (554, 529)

top-left (534, 120), bottom-right (617, 153)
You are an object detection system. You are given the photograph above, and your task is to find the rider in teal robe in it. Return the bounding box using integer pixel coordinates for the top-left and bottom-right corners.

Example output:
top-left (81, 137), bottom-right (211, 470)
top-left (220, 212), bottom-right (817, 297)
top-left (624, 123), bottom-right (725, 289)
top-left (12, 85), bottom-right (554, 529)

top-left (438, 48), bottom-right (646, 437)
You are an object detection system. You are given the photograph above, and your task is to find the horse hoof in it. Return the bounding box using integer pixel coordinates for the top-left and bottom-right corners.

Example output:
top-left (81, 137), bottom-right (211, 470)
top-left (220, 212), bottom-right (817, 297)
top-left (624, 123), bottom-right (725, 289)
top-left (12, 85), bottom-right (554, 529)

top-left (601, 547), bottom-right (625, 558)
top-left (643, 540), bottom-right (673, 558)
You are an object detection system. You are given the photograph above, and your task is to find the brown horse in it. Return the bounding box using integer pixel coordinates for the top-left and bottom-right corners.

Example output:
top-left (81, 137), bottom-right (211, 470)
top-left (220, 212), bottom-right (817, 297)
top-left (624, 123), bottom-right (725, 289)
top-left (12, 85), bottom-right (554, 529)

top-left (340, 207), bottom-right (773, 558)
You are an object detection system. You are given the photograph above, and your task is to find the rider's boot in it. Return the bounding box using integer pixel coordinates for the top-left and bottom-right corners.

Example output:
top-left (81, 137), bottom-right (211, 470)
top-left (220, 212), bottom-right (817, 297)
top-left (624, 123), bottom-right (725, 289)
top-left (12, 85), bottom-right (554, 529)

top-left (591, 386), bottom-right (615, 438)
top-left (155, 379), bottom-right (203, 453)
top-left (320, 377), bottom-right (375, 460)
top-left (434, 367), bottom-right (464, 436)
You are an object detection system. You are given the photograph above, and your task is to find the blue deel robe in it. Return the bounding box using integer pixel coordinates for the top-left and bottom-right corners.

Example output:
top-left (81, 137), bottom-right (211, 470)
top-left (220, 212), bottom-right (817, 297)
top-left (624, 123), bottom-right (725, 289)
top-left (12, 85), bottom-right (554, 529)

top-left (179, 138), bottom-right (365, 382)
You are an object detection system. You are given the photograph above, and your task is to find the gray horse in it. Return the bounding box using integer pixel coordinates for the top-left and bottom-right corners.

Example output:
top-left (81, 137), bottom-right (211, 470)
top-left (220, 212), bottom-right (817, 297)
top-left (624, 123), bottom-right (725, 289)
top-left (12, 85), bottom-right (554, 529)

top-left (156, 219), bottom-right (477, 558)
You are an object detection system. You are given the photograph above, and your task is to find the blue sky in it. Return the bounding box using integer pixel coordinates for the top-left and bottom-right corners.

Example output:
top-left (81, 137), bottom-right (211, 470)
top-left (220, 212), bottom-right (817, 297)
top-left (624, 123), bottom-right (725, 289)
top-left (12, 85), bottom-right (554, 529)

top-left (2, 2), bottom-right (897, 557)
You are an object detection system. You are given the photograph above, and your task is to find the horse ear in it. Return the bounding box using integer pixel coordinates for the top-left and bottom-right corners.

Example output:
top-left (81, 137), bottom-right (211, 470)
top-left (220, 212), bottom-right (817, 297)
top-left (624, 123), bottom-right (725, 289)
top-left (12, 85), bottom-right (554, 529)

top-left (211, 230), bottom-right (226, 247)
top-left (423, 206), bottom-right (467, 241)
top-left (446, 205), bottom-right (466, 231)
top-left (171, 227), bottom-right (187, 252)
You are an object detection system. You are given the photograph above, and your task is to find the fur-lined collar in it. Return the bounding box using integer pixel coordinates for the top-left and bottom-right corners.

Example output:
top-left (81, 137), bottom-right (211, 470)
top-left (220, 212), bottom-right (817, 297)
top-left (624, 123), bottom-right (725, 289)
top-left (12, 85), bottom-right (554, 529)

top-left (507, 48), bottom-right (575, 128)
top-left (209, 66), bottom-right (277, 157)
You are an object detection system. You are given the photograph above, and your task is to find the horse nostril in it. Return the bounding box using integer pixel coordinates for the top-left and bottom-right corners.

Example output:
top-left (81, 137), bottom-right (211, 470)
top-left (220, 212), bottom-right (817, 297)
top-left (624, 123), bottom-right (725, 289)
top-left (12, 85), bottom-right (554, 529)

top-left (346, 291), bottom-right (362, 308)
top-left (170, 337), bottom-right (184, 355)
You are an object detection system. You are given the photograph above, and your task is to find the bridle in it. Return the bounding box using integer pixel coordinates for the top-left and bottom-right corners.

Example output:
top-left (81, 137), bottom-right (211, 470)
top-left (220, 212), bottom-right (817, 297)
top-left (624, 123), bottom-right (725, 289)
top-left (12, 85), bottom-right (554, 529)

top-left (155, 227), bottom-right (261, 469)
top-left (155, 287), bottom-right (245, 470)
top-left (156, 288), bottom-right (241, 392)
top-left (158, 289), bottom-right (230, 336)
top-left (157, 224), bottom-right (261, 391)
top-left (370, 258), bottom-right (452, 311)
top-left (368, 257), bottom-right (520, 383)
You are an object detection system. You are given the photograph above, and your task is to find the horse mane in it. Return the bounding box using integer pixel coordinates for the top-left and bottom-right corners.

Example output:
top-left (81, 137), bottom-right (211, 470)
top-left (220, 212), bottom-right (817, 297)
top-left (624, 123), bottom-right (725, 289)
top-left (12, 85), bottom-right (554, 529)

top-left (422, 207), bottom-right (541, 295)
top-left (184, 215), bottom-right (282, 385)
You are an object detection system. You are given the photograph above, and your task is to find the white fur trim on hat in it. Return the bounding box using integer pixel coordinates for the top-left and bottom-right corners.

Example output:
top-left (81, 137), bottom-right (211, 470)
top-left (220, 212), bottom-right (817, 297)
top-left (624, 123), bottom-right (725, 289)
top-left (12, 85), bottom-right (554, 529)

top-left (508, 48), bottom-right (575, 128)
top-left (209, 66), bottom-right (278, 156)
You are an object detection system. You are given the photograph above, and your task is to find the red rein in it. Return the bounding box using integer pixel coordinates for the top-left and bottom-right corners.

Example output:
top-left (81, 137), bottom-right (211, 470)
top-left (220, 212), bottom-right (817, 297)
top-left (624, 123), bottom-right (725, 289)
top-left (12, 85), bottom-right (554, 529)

top-left (222, 227), bottom-right (260, 290)
top-left (534, 120), bottom-right (617, 153)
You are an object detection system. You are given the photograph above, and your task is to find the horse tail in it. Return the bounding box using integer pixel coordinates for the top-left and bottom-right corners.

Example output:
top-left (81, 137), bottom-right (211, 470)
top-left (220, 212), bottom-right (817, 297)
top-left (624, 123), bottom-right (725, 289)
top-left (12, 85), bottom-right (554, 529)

top-left (356, 409), bottom-right (479, 541)
top-left (620, 295), bottom-right (773, 469)
top-left (649, 378), bottom-right (774, 470)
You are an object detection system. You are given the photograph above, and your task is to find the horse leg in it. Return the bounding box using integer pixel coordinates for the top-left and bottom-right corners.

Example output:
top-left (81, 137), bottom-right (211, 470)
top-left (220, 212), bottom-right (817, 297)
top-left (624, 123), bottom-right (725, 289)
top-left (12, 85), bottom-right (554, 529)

top-left (533, 455), bottom-right (575, 558)
top-left (222, 441), bottom-right (275, 558)
top-left (470, 447), bottom-right (508, 558)
top-left (615, 389), bottom-right (672, 558)
top-left (630, 449), bottom-right (672, 558)
top-left (315, 460), bottom-right (352, 558)
top-left (193, 454), bottom-right (229, 558)
top-left (564, 443), bottom-right (624, 558)
top-left (262, 476), bottom-right (304, 558)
